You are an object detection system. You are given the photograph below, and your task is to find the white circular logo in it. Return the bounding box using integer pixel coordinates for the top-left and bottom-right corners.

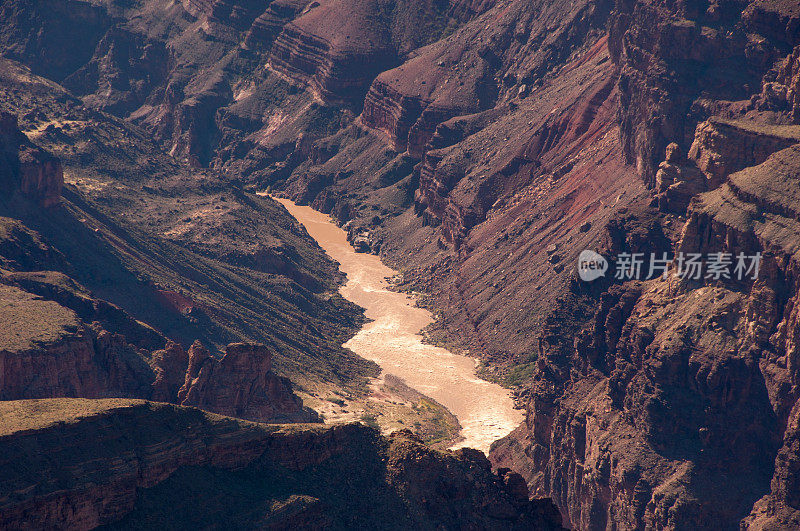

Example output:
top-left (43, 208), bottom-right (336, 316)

top-left (577, 250), bottom-right (608, 281)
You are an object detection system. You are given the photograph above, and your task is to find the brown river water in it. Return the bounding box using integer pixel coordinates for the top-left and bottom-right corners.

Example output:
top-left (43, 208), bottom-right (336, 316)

top-left (274, 198), bottom-right (523, 454)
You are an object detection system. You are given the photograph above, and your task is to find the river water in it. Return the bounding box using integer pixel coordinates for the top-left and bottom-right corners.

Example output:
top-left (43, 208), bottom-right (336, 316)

top-left (275, 198), bottom-right (522, 454)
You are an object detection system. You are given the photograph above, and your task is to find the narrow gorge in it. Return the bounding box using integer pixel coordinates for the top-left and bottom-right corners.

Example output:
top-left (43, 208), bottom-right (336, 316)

top-left (274, 197), bottom-right (523, 453)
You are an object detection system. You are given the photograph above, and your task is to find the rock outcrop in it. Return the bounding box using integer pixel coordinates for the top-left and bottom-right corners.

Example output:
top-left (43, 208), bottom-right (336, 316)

top-left (0, 399), bottom-right (331, 529)
top-left (177, 341), bottom-right (316, 423)
top-left (0, 284), bottom-right (150, 400)
top-left (753, 43), bottom-right (800, 122)
top-left (687, 118), bottom-right (800, 188)
top-left (744, 402), bottom-right (800, 529)
top-left (243, 0), bottom-right (310, 51)
top-left (654, 118), bottom-right (800, 212)
top-left (0, 211), bottom-right (319, 425)
top-left (0, 0), bottom-right (110, 82)
top-left (491, 143), bottom-right (800, 529)
top-left (64, 27), bottom-right (169, 117)
top-left (149, 341), bottom-right (190, 402)
top-left (0, 277), bottom-right (316, 422)
top-left (609, 0), bottom-right (800, 186)
top-left (360, 0), bottom-right (611, 159)
top-left (179, 0), bottom-right (266, 31)
top-left (0, 54), bottom-right (375, 407)
top-left (0, 399), bottom-right (564, 529)
top-left (654, 142), bottom-right (706, 212)
top-left (0, 112), bottom-right (62, 208)
top-left (268, 0), bottom-right (396, 105)
top-left (415, 39), bottom-right (618, 244)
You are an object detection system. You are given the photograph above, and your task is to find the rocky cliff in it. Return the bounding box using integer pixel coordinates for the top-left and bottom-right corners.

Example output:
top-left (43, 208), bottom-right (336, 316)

top-left (608, 0), bottom-right (800, 186)
top-left (487, 66), bottom-right (800, 531)
top-left (268, 0), bottom-right (397, 105)
top-left (177, 341), bottom-right (317, 423)
top-left (253, 0), bottom-right (800, 527)
top-left (678, 144), bottom-right (800, 528)
top-left (360, 0), bottom-right (611, 158)
top-left (0, 80), bottom-right (354, 423)
top-left (1, 52), bottom-right (376, 389)
top-left (0, 112), bottom-right (62, 208)
top-left (0, 274), bottom-right (316, 423)
top-left (0, 283), bottom-right (147, 400)
top-left (0, 399), bottom-right (564, 529)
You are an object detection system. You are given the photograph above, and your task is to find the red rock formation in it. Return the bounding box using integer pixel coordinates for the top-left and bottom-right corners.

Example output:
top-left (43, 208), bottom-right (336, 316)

top-left (776, 44), bottom-right (800, 121)
top-left (276, 0), bottom-right (643, 374)
top-left (0, 277), bottom-right (315, 424)
top-left (362, 78), bottom-right (431, 152)
top-left (0, 331), bottom-right (102, 400)
top-left (491, 143), bottom-right (800, 529)
top-left (16, 144), bottom-right (63, 209)
top-left (178, 341), bottom-right (316, 423)
top-left (149, 341), bottom-right (190, 402)
top-left (243, 0), bottom-right (310, 50)
top-left (655, 118), bottom-right (800, 212)
top-left (753, 44), bottom-right (800, 122)
top-left (609, 0), bottom-right (800, 186)
top-left (687, 118), bottom-right (800, 188)
top-left (0, 285), bottom-right (151, 400)
top-left (416, 38), bottom-right (618, 245)
top-left (0, 400), bottom-right (315, 529)
top-left (268, 0), bottom-right (396, 105)
top-left (360, 0), bottom-right (611, 160)
top-left (0, 112), bottom-right (62, 208)
top-left (360, 37), bottom-right (490, 157)
top-left (0, 399), bottom-right (564, 529)
top-left (654, 142), bottom-right (706, 212)
top-left (267, 0), bottom-right (483, 108)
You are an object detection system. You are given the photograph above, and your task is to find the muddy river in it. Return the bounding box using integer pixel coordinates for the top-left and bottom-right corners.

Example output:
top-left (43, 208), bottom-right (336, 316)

top-left (275, 198), bottom-right (523, 454)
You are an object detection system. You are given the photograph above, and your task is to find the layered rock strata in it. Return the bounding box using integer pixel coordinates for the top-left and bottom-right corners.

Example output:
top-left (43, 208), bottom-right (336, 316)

top-left (609, 0), bottom-right (800, 186)
top-left (268, 0), bottom-right (396, 104)
top-left (0, 282), bottom-right (315, 422)
top-left (492, 144), bottom-right (800, 529)
top-left (0, 399), bottom-right (564, 530)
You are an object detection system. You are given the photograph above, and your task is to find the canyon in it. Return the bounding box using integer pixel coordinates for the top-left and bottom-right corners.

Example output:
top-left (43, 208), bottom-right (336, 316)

top-left (1, 0), bottom-right (800, 528)
top-left (275, 197), bottom-right (523, 453)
